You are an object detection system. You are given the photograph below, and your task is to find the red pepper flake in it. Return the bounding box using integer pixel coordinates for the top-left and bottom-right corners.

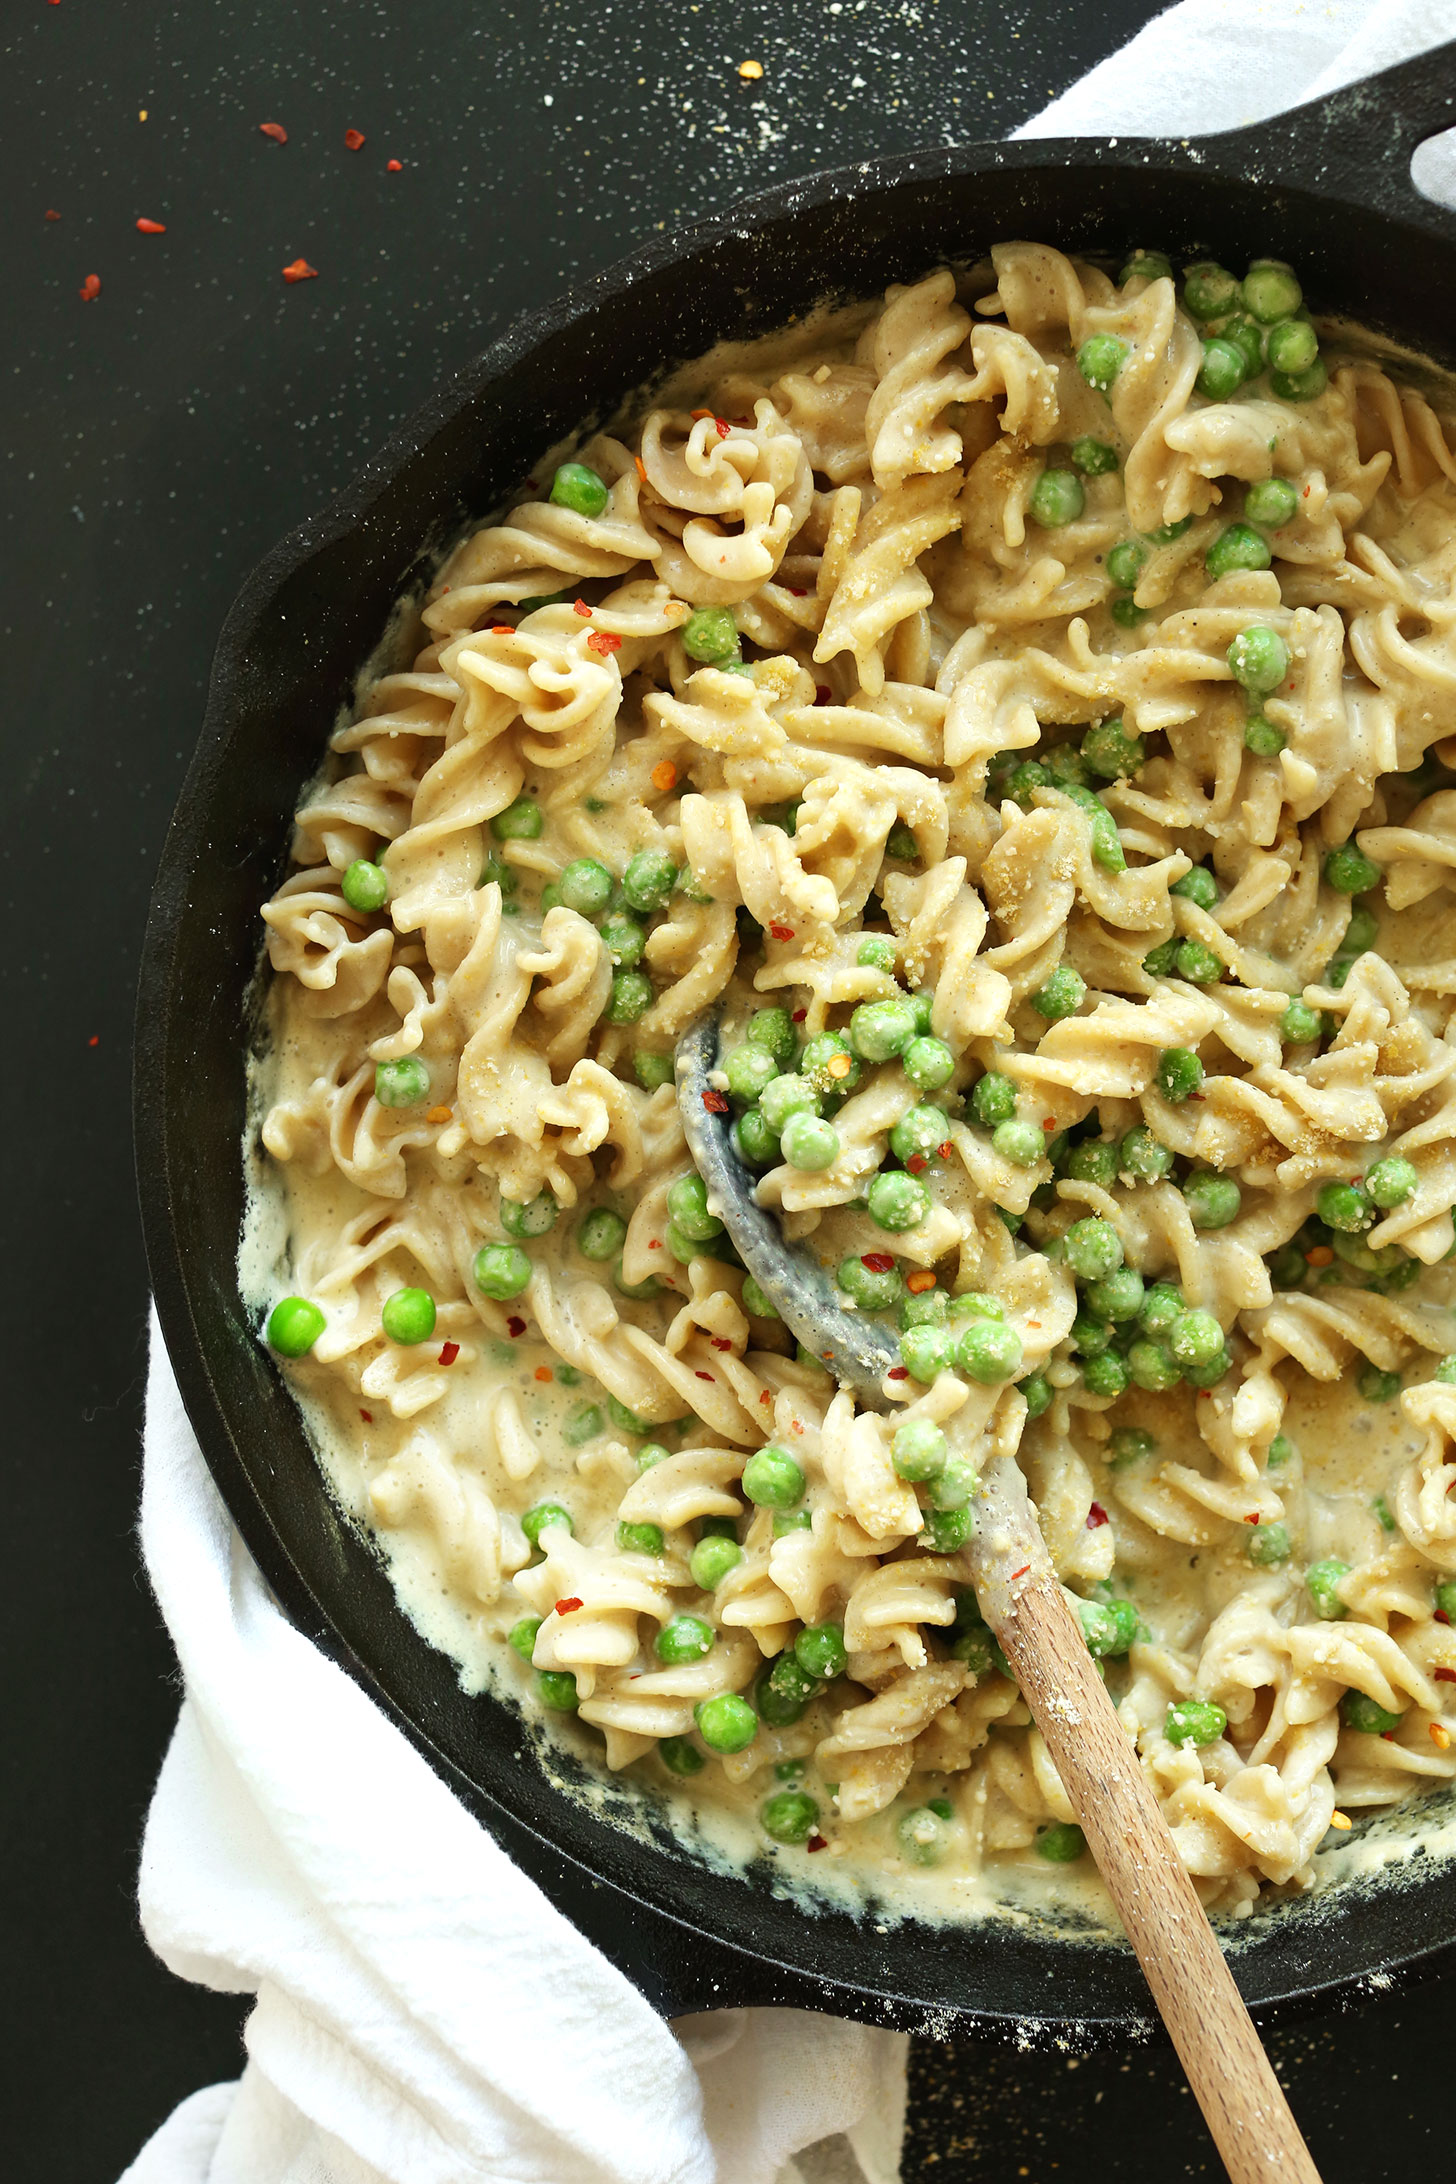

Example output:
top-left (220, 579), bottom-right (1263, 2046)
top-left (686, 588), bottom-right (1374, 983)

top-left (760, 1390), bottom-right (772, 1403)
top-left (861, 1252), bottom-right (895, 1274)
top-left (714, 417), bottom-right (730, 439)
top-left (359, 1408), bottom-right (374, 1423)
top-left (1305, 1245), bottom-right (1334, 1267)
top-left (555, 1597), bottom-right (584, 1616)
top-left (438, 1340), bottom-right (460, 1366)
top-left (573, 597), bottom-right (593, 617)
top-left (907, 1153), bottom-right (927, 1174)
top-left (387, 158), bottom-right (403, 172)
top-left (1383, 1730), bottom-right (1397, 1741)
top-left (45, 209), bottom-right (60, 220)
top-left (695, 1370), bottom-right (715, 1382)
top-left (702, 1088), bottom-right (730, 1115)
top-left (87, 1034), bottom-right (99, 1048)
top-left (1086, 1502), bottom-right (1109, 1529)
top-left (691, 407), bottom-right (714, 421)
top-left (490, 623), bottom-right (515, 635)
top-left (791, 1008), bottom-right (807, 1023)
top-left (1041, 1117), bottom-right (1057, 1133)
top-left (1438, 1610), bottom-right (1452, 1626)
top-left (791, 1420), bottom-right (804, 1434)
top-left (534, 1365), bottom-right (552, 1382)
top-left (651, 760), bottom-right (678, 793)
top-left (814, 685), bottom-right (832, 706)
top-left (258, 121), bottom-right (288, 144)
top-left (937, 1141), bottom-right (953, 1158)
top-left (1437, 1667), bottom-right (1456, 1684)
top-left (1010, 1564), bottom-right (1031, 1582)
top-left (769, 923), bottom-right (795, 941)
top-left (887, 1366), bottom-right (909, 1380)
top-left (711, 1336), bottom-right (733, 1352)
top-left (906, 1269), bottom-right (937, 1295)
top-left (826, 1052), bottom-right (851, 1080)
top-left (648, 1238), bottom-right (661, 1250)
top-left (786, 587), bottom-right (807, 598)
top-left (634, 455), bottom-right (647, 482)
top-left (344, 127), bottom-right (366, 150)
top-left (282, 257), bottom-right (319, 283)
top-left (806, 1833), bottom-right (828, 1852)
top-left (1247, 1513), bottom-right (1260, 1525)
top-left (505, 1317), bottom-right (526, 1339)
top-left (78, 274), bottom-right (100, 301)
top-left (136, 218), bottom-right (166, 234)
top-left (587, 630), bottom-right (622, 656)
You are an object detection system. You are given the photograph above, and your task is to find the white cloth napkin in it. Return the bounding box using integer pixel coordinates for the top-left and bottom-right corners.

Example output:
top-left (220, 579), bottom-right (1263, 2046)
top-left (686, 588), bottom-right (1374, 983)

top-left (123, 8), bottom-right (1456, 2180)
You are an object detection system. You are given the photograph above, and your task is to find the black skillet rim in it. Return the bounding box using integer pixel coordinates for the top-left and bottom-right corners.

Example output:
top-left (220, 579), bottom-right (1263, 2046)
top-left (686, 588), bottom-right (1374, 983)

top-left (136, 53), bottom-right (1456, 2039)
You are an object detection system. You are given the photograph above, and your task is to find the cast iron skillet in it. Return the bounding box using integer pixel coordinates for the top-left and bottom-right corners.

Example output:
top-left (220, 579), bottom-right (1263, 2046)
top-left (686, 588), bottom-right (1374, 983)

top-left (138, 43), bottom-right (1456, 2040)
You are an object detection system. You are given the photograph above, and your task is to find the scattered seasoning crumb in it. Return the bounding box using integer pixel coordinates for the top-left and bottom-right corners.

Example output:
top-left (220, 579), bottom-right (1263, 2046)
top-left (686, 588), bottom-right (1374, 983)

top-left (79, 274), bottom-right (101, 300)
top-left (738, 58), bottom-right (764, 79)
top-left (438, 1341), bottom-right (460, 1366)
top-left (1086, 1502), bottom-right (1109, 1528)
top-left (282, 258), bottom-right (318, 284)
top-left (258, 121), bottom-right (288, 144)
top-left (386, 158), bottom-right (402, 172)
top-left (344, 127), bottom-right (366, 150)
top-left (136, 218), bottom-right (166, 234)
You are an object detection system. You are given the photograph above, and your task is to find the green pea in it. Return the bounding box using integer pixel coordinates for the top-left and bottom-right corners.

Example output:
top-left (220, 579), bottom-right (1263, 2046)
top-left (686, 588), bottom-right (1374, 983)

top-left (921, 1505), bottom-right (973, 1553)
top-left (1219, 314), bottom-right (1266, 377)
top-left (742, 1445), bottom-right (805, 1509)
top-left (1372, 1493), bottom-right (1397, 1534)
top-left (972, 1073), bottom-right (1018, 1127)
top-left (1081, 720), bottom-right (1145, 779)
top-left (600, 912), bottom-right (647, 966)
top-left (563, 1402), bottom-right (602, 1446)
top-left (947, 1291), bottom-right (1004, 1325)
top-left (381, 1287), bottom-right (436, 1345)
top-left (1258, 314), bottom-right (1316, 375)
top-left (1074, 1597), bottom-right (1123, 1659)
top-left (374, 1056), bottom-right (430, 1108)
top-left (743, 1009), bottom-right (793, 1068)
top-left (681, 606), bottom-right (741, 663)
top-left (956, 1319), bottom-right (1023, 1386)
top-left (721, 1044), bottom-right (776, 1106)
top-left (1358, 1364), bottom-right (1402, 1403)
top-left (760, 1074), bottom-right (819, 1132)
top-left (732, 1109), bottom-right (781, 1168)
top-left (1343, 905), bottom-right (1379, 956)
top-left (800, 1032), bottom-right (861, 1096)
top-left (781, 1112), bottom-right (840, 1172)
top-left (550, 461), bottom-right (609, 517)
top-left (695, 1692), bottom-right (757, 1753)
top-left (1142, 938), bottom-right (1179, 977)
top-left (1323, 843), bottom-right (1381, 895)
top-left (992, 1118), bottom-right (1044, 1169)
top-left (473, 1242), bottom-right (532, 1300)
top-left (606, 1395), bottom-right (654, 1436)
top-left (577, 1207), bottom-right (628, 1260)
top-left (835, 1252), bottom-right (900, 1312)
top-left (676, 867), bottom-right (715, 904)
top-left (688, 1535), bottom-right (742, 1590)
top-left (1076, 335), bottom-right (1128, 392)
top-left (1168, 1308), bottom-right (1224, 1370)
top-left (1020, 1370), bottom-right (1053, 1419)
top-left (902, 1288), bottom-right (948, 1329)
top-left (1064, 1218), bottom-right (1123, 1281)
top-left (1036, 1821), bottom-right (1086, 1863)
top-left (762, 1789), bottom-right (820, 1844)
top-left (501, 1191), bottom-right (558, 1240)
top-left (899, 1323), bottom-right (956, 1383)
top-left (1165, 1698), bottom-right (1226, 1748)
top-left (604, 969), bottom-right (654, 1024)
top-left (1030, 468), bottom-right (1086, 526)
top-left (509, 1615), bottom-right (542, 1662)
top-left (634, 1051), bottom-right (674, 1091)
top-left (1265, 1434), bottom-right (1296, 1470)
top-left (478, 853), bottom-right (517, 895)
top-left (1316, 1181), bottom-right (1373, 1234)
top-left (554, 857), bottom-right (612, 918)
top-left (786, 1627), bottom-right (846, 1689)
top-left (1241, 1521), bottom-right (1290, 1568)
top-left (1206, 521), bottom-right (1271, 579)
top-left (1227, 625), bottom-right (1290, 696)
top-left (1307, 1557), bottom-right (1350, 1620)
top-left (655, 1613), bottom-right (715, 1665)
top-left (1272, 358), bottom-right (1328, 402)
top-left (1244, 477), bottom-right (1299, 531)
top-left (1127, 1338), bottom-right (1181, 1393)
top-left (1003, 759), bottom-right (1051, 802)
top-left (491, 796), bottom-right (543, 841)
top-left (899, 1036), bottom-right (953, 1095)
top-left (889, 1106), bottom-right (948, 1167)
top-left (1071, 436), bottom-right (1119, 475)
top-left (907, 990), bottom-right (936, 1035)
top-left (537, 1669), bottom-right (580, 1711)
top-left (1365, 1156), bottom-right (1417, 1210)
top-left (1280, 997), bottom-right (1321, 1044)
top-left (1175, 939), bottom-right (1224, 984)
top-left (868, 1170), bottom-right (931, 1230)
top-left (1156, 1047), bottom-right (1204, 1104)
top-left (757, 1651), bottom-right (818, 1725)
top-left (613, 1258), bottom-right (663, 1301)
top-left (1087, 1266), bottom-right (1145, 1324)
top-left (1197, 338), bottom-right (1246, 401)
top-left (266, 1296), bottom-right (325, 1357)
top-left (1031, 964), bottom-right (1086, 1021)
top-left (1083, 1351), bottom-right (1129, 1397)
top-left (341, 858), bottom-right (388, 912)
top-left (1341, 1691), bottom-right (1404, 1736)
top-left (1108, 1425), bottom-right (1157, 1467)
top-left (1072, 1309), bottom-right (1113, 1357)
top-left (1185, 1172), bottom-right (1241, 1230)
top-left (1438, 1577), bottom-right (1456, 1615)
top-left (660, 1734), bottom-right (706, 1776)
top-left (615, 1521), bottom-right (664, 1558)
top-left (521, 1501), bottom-right (573, 1548)
top-left (1118, 1125), bottom-right (1173, 1182)
top-left (739, 1276), bottom-right (776, 1322)
top-left (1106, 539), bottom-right (1147, 591)
top-left (849, 997), bottom-right (918, 1062)
top-left (1183, 262), bottom-right (1240, 319)
top-left (1244, 715), bottom-right (1286, 757)
top-left (622, 848), bottom-right (678, 914)
top-left (891, 1418), bottom-right (948, 1482)
top-left (1242, 260), bottom-right (1302, 324)
top-left (856, 934), bottom-right (898, 974)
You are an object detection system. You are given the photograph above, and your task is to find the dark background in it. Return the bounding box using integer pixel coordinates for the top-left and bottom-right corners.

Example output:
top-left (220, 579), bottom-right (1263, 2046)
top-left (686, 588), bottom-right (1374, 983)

top-left (2, 0), bottom-right (1445, 2177)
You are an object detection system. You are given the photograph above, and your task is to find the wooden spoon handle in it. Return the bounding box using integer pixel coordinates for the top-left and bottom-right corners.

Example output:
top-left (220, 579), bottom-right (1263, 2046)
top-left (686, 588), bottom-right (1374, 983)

top-left (969, 1457), bottom-right (1321, 2184)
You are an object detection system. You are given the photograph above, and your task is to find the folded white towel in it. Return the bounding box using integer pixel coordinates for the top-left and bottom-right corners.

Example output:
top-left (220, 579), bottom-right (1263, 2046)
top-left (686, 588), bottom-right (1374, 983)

top-left (123, 8), bottom-right (1456, 2179)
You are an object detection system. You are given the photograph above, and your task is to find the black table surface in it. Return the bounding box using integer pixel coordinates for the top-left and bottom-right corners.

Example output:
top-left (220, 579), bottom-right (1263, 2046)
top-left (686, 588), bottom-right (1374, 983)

top-left (3, 0), bottom-right (1446, 2176)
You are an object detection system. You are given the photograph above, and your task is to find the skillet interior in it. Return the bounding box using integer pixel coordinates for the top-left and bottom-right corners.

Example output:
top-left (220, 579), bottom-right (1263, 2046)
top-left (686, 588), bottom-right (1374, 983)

top-left (137, 45), bottom-right (1456, 2037)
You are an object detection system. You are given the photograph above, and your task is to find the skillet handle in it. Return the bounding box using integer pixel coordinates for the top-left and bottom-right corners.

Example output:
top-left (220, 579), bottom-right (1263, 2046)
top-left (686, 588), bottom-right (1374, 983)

top-left (1198, 36), bottom-right (1456, 233)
